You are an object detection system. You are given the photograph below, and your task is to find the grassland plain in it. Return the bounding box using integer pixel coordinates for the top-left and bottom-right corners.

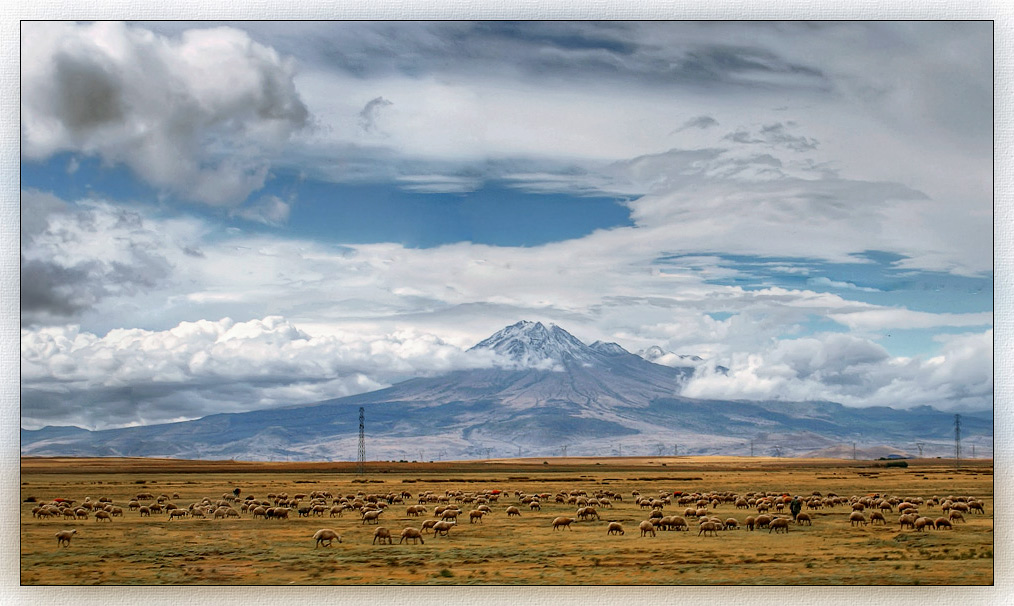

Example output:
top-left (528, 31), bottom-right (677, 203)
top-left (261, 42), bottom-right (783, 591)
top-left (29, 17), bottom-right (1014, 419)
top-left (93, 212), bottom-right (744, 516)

top-left (20, 456), bottom-right (993, 586)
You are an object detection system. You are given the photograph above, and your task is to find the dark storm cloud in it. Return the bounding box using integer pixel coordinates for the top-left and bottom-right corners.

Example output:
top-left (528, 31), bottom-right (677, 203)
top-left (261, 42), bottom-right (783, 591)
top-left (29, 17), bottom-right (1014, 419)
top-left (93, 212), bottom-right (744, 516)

top-left (20, 195), bottom-right (175, 326)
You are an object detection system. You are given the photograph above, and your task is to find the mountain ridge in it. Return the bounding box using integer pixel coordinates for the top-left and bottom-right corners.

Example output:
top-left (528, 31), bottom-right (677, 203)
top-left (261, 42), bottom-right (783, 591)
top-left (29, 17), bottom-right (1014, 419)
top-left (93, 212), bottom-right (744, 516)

top-left (20, 321), bottom-right (993, 460)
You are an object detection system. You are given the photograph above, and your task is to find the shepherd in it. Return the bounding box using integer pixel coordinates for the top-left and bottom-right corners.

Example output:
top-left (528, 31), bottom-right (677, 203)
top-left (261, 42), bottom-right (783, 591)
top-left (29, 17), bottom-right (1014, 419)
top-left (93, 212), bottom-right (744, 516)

top-left (789, 495), bottom-right (802, 521)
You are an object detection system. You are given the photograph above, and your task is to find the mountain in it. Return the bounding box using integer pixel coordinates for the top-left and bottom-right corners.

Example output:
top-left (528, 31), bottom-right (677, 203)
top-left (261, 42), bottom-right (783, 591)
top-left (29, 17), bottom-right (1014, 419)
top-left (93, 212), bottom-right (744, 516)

top-left (20, 321), bottom-right (993, 461)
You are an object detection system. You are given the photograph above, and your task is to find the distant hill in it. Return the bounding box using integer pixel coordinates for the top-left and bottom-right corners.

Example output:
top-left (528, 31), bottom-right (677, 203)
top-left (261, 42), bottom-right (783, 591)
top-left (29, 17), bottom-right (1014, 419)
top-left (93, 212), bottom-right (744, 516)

top-left (21, 321), bottom-right (993, 461)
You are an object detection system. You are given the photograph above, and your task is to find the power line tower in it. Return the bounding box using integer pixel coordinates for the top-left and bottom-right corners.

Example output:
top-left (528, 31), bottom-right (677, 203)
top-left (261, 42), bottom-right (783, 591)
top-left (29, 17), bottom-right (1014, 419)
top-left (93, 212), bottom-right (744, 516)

top-left (356, 407), bottom-right (365, 476)
top-left (916, 442), bottom-right (924, 457)
top-left (954, 414), bottom-right (961, 470)
top-left (560, 444), bottom-right (568, 457)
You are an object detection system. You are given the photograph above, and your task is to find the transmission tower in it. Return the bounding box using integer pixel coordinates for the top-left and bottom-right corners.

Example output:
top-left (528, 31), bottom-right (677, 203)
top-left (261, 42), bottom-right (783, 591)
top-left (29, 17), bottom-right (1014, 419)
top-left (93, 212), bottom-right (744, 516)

top-left (954, 414), bottom-right (961, 469)
top-left (916, 442), bottom-right (924, 457)
top-left (356, 407), bottom-right (365, 475)
top-left (560, 444), bottom-right (568, 457)
top-left (772, 445), bottom-right (782, 458)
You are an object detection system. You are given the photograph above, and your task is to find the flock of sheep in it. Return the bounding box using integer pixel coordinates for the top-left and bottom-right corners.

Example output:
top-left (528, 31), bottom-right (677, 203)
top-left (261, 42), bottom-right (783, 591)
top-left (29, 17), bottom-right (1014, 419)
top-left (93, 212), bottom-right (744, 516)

top-left (27, 486), bottom-right (988, 549)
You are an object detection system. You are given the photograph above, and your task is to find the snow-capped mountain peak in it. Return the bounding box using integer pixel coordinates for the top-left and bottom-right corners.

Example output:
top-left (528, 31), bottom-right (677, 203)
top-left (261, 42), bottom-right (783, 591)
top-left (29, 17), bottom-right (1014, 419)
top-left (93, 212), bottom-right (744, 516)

top-left (469, 320), bottom-right (594, 367)
top-left (636, 346), bottom-right (704, 368)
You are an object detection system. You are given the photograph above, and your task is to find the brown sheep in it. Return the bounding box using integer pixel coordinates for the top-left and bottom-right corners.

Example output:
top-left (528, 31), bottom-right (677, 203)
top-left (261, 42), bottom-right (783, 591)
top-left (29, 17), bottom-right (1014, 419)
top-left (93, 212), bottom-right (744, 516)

top-left (552, 517), bottom-right (575, 531)
top-left (848, 511), bottom-right (867, 527)
top-left (421, 519), bottom-right (439, 534)
top-left (869, 511), bottom-right (885, 525)
top-left (754, 514), bottom-right (773, 529)
top-left (795, 513), bottom-right (812, 526)
top-left (469, 510), bottom-right (486, 524)
top-left (934, 517), bottom-right (953, 530)
top-left (724, 518), bottom-right (740, 530)
top-left (432, 520), bottom-right (455, 537)
top-left (698, 521), bottom-right (721, 537)
top-left (639, 521), bottom-right (656, 537)
top-left (55, 529), bottom-right (77, 547)
top-left (94, 511), bottom-right (112, 522)
top-left (949, 510), bottom-right (966, 524)
top-left (361, 510), bottom-right (382, 525)
top-left (373, 527), bottom-right (393, 544)
top-left (400, 527), bottom-right (425, 544)
top-left (406, 505), bottom-right (426, 517)
top-left (745, 516), bottom-right (756, 531)
top-left (914, 517), bottom-right (933, 532)
top-left (606, 522), bottom-right (624, 535)
top-left (168, 509), bottom-right (188, 521)
top-left (313, 528), bottom-right (342, 548)
top-left (505, 506), bottom-right (522, 517)
top-left (769, 518), bottom-right (790, 534)
top-left (898, 513), bottom-right (918, 529)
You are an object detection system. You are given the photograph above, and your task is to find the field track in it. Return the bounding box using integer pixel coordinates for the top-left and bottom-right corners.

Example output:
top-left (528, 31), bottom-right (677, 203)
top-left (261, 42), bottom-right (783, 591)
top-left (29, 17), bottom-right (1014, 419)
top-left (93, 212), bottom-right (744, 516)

top-left (21, 456), bottom-right (993, 585)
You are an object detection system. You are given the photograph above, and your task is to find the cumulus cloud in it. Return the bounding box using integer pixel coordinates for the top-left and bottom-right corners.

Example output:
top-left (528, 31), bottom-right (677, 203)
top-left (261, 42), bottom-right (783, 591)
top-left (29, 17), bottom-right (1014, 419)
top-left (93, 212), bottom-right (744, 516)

top-left (21, 22), bottom-right (309, 206)
top-left (20, 316), bottom-right (506, 430)
top-left (680, 330), bottom-right (992, 411)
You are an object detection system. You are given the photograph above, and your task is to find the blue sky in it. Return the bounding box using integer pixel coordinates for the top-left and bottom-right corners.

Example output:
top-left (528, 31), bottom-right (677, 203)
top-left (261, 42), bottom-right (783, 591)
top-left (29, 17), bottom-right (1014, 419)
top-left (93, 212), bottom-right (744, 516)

top-left (18, 21), bottom-right (993, 429)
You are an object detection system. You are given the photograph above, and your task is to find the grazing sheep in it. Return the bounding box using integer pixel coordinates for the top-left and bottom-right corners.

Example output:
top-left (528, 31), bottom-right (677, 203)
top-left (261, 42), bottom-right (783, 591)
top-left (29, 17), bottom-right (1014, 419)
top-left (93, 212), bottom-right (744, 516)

top-left (769, 518), bottom-right (790, 534)
top-left (934, 518), bottom-right (953, 530)
top-left (313, 528), bottom-right (342, 548)
top-left (914, 517), bottom-right (933, 532)
top-left (168, 509), bottom-right (188, 521)
top-left (745, 516), bottom-right (756, 531)
top-left (505, 506), bottom-right (522, 517)
top-left (849, 512), bottom-right (868, 527)
top-left (795, 513), bottom-right (812, 526)
top-left (421, 519), bottom-right (439, 534)
top-left (55, 529), bottom-right (77, 547)
top-left (469, 510), bottom-right (486, 524)
top-left (362, 510), bottom-right (382, 525)
top-left (670, 516), bottom-right (689, 531)
top-left (899, 513), bottom-right (918, 529)
top-left (400, 527), bottom-right (425, 544)
top-left (639, 521), bottom-right (656, 537)
top-left (94, 511), bottom-right (111, 522)
top-left (138, 506), bottom-right (151, 517)
top-left (607, 522), bottom-right (625, 535)
top-left (529, 501), bottom-right (541, 511)
top-left (724, 518), bottom-right (740, 530)
top-left (440, 509), bottom-right (459, 521)
top-left (373, 527), bottom-right (393, 545)
top-left (432, 520), bottom-right (455, 537)
top-left (969, 502), bottom-right (985, 514)
top-left (869, 511), bottom-right (886, 525)
top-left (406, 505), bottom-right (426, 517)
top-left (698, 521), bottom-right (721, 537)
top-left (949, 510), bottom-right (966, 524)
top-left (754, 514), bottom-right (773, 529)
top-left (552, 517), bottom-right (575, 531)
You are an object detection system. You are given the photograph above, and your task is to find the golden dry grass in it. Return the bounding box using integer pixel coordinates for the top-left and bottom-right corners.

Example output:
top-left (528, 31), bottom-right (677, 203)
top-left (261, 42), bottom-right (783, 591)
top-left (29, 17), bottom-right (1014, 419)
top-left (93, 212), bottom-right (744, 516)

top-left (20, 456), bottom-right (993, 585)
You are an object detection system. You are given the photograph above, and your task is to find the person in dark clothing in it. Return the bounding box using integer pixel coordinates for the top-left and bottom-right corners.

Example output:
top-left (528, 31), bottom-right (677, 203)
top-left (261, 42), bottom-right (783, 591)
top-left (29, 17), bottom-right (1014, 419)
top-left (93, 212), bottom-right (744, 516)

top-left (789, 496), bottom-right (802, 520)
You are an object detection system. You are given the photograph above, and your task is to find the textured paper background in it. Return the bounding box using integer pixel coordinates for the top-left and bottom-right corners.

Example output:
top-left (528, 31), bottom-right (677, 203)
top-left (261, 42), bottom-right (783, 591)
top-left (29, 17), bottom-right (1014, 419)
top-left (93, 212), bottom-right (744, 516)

top-left (1, 2), bottom-right (1008, 604)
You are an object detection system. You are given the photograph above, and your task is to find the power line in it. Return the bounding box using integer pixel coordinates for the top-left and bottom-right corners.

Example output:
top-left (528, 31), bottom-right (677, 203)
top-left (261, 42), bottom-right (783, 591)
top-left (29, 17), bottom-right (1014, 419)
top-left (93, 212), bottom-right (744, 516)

top-left (357, 407), bottom-right (365, 476)
top-left (954, 413), bottom-right (961, 470)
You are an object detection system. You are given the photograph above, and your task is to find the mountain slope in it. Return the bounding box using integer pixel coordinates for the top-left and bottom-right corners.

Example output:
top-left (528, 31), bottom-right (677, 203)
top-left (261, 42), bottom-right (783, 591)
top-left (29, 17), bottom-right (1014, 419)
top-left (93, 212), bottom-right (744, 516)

top-left (20, 321), bottom-right (993, 460)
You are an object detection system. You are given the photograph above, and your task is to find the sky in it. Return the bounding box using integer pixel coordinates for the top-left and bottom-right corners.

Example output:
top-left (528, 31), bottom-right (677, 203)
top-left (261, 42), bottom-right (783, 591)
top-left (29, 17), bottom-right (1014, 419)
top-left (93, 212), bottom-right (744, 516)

top-left (18, 21), bottom-right (994, 431)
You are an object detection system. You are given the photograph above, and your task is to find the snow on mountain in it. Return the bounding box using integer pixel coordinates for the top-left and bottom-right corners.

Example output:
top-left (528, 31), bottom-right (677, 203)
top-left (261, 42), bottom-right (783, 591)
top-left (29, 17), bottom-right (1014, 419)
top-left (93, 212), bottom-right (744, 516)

top-left (469, 320), bottom-right (594, 369)
top-left (637, 345), bottom-right (705, 368)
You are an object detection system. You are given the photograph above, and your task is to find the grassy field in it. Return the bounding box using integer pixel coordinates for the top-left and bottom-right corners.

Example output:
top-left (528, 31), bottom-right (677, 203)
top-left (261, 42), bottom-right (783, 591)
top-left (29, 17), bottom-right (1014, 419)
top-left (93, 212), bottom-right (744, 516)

top-left (20, 456), bottom-right (993, 586)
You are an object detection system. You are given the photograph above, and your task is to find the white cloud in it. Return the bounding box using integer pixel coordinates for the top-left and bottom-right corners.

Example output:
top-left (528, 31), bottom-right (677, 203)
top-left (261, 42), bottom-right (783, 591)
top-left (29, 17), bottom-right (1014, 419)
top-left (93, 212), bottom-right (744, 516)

top-left (680, 330), bottom-right (992, 411)
top-left (21, 22), bottom-right (309, 206)
top-left (20, 316), bottom-right (503, 430)
top-left (828, 309), bottom-right (993, 331)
